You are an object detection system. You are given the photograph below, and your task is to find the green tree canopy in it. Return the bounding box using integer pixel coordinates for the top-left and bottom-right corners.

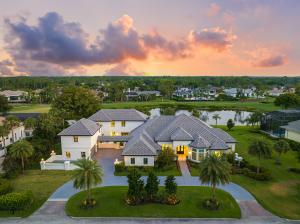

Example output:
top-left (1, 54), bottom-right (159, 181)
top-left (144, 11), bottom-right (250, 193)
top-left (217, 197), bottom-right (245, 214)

top-left (9, 140), bottom-right (34, 173)
top-left (274, 139), bottom-right (290, 165)
top-left (158, 80), bottom-right (175, 99)
top-left (248, 139), bottom-right (272, 173)
top-left (0, 95), bottom-right (11, 114)
top-left (274, 93), bottom-right (300, 109)
top-left (227, 119), bottom-right (235, 130)
top-left (73, 158), bottom-right (103, 202)
top-left (51, 86), bottom-right (100, 120)
top-left (127, 168), bottom-right (144, 204)
top-left (199, 155), bottom-right (231, 202)
top-left (24, 118), bottom-right (37, 130)
top-left (165, 175), bottom-right (177, 195)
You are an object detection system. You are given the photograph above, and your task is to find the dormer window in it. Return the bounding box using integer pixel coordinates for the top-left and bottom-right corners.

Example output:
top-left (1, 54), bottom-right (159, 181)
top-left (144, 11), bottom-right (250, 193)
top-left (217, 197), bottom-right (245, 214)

top-left (73, 136), bottom-right (79, 142)
top-left (111, 121), bottom-right (115, 127)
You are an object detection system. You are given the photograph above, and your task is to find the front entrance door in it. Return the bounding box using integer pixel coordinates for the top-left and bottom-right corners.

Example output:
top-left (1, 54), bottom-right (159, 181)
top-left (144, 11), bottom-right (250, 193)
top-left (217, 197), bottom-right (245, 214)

top-left (176, 145), bottom-right (188, 161)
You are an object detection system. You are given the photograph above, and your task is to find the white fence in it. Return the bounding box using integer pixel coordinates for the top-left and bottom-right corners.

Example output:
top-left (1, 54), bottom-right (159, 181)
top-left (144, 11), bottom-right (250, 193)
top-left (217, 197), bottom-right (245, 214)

top-left (40, 153), bottom-right (78, 170)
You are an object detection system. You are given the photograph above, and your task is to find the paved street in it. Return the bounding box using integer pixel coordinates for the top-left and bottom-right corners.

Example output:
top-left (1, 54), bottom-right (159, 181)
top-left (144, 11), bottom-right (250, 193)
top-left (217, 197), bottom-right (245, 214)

top-left (0, 148), bottom-right (299, 224)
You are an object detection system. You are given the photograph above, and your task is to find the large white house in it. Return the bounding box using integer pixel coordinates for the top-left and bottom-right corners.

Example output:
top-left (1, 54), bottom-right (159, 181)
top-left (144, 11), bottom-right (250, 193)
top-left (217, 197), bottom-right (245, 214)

top-left (42, 109), bottom-right (236, 169)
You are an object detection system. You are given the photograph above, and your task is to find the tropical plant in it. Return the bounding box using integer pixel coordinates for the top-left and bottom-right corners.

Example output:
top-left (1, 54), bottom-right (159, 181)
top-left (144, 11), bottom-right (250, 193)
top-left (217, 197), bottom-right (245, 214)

top-left (9, 140), bottom-right (34, 173)
top-left (248, 139), bottom-right (272, 174)
top-left (5, 115), bottom-right (20, 143)
top-left (24, 118), bottom-right (37, 130)
top-left (126, 168), bottom-right (144, 204)
top-left (145, 172), bottom-right (159, 201)
top-left (199, 155), bottom-right (231, 203)
top-left (274, 93), bottom-right (300, 109)
top-left (274, 139), bottom-right (290, 165)
top-left (227, 119), bottom-right (235, 130)
top-left (155, 147), bottom-right (175, 169)
top-left (73, 158), bottom-right (103, 205)
top-left (192, 109), bottom-right (200, 118)
top-left (212, 114), bottom-right (221, 126)
top-left (246, 112), bottom-right (263, 126)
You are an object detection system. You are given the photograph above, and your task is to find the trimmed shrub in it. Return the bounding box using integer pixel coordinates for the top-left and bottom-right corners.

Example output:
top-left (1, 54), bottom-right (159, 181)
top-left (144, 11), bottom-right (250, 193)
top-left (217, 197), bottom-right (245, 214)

top-left (242, 166), bottom-right (272, 181)
top-left (288, 168), bottom-right (300, 174)
top-left (0, 179), bottom-right (13, 195)
top-left (0, 190), bottom-right (33, 213)
top-left (114, 162), bottom-right (126, 172)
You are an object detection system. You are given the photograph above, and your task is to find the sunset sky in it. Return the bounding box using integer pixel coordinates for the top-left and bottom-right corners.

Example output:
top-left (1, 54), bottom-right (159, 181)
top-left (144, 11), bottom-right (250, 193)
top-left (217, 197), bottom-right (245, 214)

top-left (0, 0), bottom-right (299, 76)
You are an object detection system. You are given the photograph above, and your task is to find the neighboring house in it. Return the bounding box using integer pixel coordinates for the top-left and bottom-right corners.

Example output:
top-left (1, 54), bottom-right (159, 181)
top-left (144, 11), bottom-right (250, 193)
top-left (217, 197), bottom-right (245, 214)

top-left (267, 87), bottom-right (284, 97)
top-left (57, 118), bottom-right (101, 161)
top-left (125, 89), bottom-right (161, 100)
top-left (224, 88), bottom-right (238, 98)
top-left (122, 114), bottom-right (236, 166)
top-left (281, 120), bottom-right (300, 143)
top-left (0, 90), bottom-right (28, 103)
top-left (261, 110), bottom-right (300, 137)
top-left (242, 87), bottom-right (257, 98)
top-left (173, 88), bottom-right (194, 99)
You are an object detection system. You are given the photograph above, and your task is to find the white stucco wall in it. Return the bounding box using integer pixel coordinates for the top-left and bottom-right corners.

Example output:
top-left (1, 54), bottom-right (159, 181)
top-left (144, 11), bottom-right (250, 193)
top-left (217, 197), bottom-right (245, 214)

top-left (61, 130), bottom-right (100, 160)
top-left (124, 156), bottom-right (155, 166)
top-left (0, 125), bottom-right (26, 150)
top-left (98, 121), bottom-right (144, 136)
top-left (285, 130), bottom-right (300, 143)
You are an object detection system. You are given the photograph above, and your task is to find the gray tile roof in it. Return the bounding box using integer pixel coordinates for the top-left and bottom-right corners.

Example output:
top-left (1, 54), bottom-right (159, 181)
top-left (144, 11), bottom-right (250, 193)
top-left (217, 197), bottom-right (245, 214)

top-left (281, 120), bottom-right (300, 133)
top-left (122, 114), bottom-right (236, 156)
top-left (89, 109), bottom-right (148, 122)
top-left (170, 127), bottom-right (193, 141)
top-left (58, 118), bottom-right (100, 136)
top-left (98, 135), bottom-right (131, 142)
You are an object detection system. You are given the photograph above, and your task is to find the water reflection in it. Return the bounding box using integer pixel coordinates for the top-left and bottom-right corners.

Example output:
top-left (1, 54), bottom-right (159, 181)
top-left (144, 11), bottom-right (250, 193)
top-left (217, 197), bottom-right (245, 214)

top-left (149, 108), bottom-right (252, 126)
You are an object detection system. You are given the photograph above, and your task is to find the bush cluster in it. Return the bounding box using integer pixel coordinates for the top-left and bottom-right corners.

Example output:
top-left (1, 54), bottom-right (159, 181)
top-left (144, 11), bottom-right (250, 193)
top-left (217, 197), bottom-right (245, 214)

top-left (288, 167), bottom-right (300, 174)
top-left (0, 179), bottom-right (13, 195)
top-left (0, 190), bottom-right (33, 213)
top-left (242, 165), bottom-right (272, 181)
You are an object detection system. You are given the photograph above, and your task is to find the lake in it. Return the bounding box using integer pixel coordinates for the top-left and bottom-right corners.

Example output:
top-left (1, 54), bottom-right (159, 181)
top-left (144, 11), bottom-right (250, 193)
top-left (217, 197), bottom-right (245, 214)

top-left (149, 108), bottom-right (253, 126)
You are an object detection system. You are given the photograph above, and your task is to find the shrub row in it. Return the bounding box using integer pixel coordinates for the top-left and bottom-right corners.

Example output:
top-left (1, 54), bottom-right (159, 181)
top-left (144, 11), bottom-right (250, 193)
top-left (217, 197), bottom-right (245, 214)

top-left (0, 190), bottom-right (33, 213)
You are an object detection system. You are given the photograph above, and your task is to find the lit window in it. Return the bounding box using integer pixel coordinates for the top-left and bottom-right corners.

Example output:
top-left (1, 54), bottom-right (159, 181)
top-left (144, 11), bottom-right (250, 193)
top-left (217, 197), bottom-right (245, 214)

top-left (121, 132), bottom-right (129, 136)
top-left (131, 158), bottom-right (135, 165)
top-left (111, 121), bottom-right (115, 127)
top-left (65, 151), bottom-right (71, 159)
top-left (121, 121), bottom-right (126, 127)
top-left (111, 131), bottom-right (116, 136)
top-left (162, 144), bottom-right (172, 151)
top-left (214, 151), bottom-right (222, 157)
top-left (143, 158), bottom-right (148, 165)
top-left (73, 136), bottom-right (78, 142)
top-left (81, 152), bottom-right (86, 158)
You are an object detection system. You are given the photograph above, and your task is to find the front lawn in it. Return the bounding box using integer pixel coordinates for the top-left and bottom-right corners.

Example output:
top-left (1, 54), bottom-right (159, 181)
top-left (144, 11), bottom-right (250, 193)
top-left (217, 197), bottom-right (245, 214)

top-left (0, 170), bottom-right (73, 217)
top-left (114, 162), bottom-right (181, 176)
top-left (65, 186), bottom-right (241, 218)
top-left (192, 126), bottom-right (300, 220)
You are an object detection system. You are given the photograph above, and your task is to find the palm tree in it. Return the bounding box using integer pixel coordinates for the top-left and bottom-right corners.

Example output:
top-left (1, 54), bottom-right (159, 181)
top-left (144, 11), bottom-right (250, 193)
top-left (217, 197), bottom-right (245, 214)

top-left (199, 154), bottom-right (231, 202)
top-left (9, 139), bottom-right (34, 173)
top-left (5, 115), bottom-right (20, 143)
top-left (0, 124), bottom-right (10, 149)
top-left (73, 158), bottom-right (103, 203)
top-left (274, 139), bottom-right (290, 165)
top-left (248, 139), bottom-right (272, 173)
top-left (212, 114), bottom-right (221, 126)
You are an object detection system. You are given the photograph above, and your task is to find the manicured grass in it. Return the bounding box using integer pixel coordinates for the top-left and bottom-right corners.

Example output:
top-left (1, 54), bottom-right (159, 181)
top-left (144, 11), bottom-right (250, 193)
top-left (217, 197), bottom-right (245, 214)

top-left (65, 186), bottom-right (241, 218)
top-left (190, 126), bottom-right (300, 219)
top-left (10, 103), bottom-right (50, 113)
top-left (102, 99), bottom-right (278, 112)
top-left (0, 170), bottom-right (74, 217)
top-left (10, 99), bottom-right (278, 114)
top-left (114, 163), bottom-right (181, 176)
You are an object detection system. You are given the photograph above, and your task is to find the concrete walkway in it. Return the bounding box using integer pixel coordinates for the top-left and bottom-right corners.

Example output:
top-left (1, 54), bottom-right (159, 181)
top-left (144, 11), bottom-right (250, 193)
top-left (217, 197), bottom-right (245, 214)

top-left (0, 149), bottom-right (297, 224)
top-left (178, 161), bottom-right (191, 176)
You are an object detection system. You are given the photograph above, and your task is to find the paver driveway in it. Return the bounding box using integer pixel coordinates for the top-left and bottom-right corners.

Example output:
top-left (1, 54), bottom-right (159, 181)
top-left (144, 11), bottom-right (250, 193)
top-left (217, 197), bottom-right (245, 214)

top-left (0, 148), bottom-right (296, 224)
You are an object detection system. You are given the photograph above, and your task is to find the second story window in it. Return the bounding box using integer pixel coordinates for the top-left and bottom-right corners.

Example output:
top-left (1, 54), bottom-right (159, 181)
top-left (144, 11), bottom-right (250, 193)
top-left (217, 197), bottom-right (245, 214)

top-left (73, 136), bottom-right (79, 142)
top-left (111, 121), bottom-right (115, 127)
top-left (121, 121), bottom-right (126, 127)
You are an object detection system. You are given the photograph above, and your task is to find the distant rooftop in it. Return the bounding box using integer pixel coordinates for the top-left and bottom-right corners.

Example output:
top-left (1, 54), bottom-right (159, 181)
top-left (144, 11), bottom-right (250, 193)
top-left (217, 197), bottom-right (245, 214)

top-left (89, 109), bottom-right (148, 122)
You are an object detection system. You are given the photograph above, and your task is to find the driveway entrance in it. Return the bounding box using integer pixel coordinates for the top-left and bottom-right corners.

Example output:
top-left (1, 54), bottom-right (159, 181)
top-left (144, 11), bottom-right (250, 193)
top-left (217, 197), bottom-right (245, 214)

top-left (93, 148), bottom-right (122, 176)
